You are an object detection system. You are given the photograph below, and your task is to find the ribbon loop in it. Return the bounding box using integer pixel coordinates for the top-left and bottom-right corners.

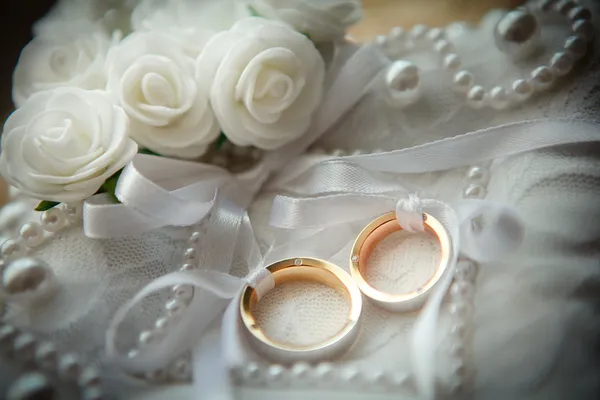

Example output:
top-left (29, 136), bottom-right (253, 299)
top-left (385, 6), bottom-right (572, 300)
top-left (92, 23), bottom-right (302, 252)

top-left (396, 193), bottom-right (425, 233)
top-left (246, 268), bottom-right (275, 301)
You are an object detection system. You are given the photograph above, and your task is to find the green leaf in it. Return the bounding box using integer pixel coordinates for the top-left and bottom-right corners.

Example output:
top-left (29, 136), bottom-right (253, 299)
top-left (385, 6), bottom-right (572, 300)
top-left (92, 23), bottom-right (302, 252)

top-left (35, 200), bottom-right (60, 212)
top-left (215, 132), bottom-right (228, 150)
top-left (248, 5), bottom-right (260, 17)
top-left (100, 169), bottom-right (123, 203)
top-left (138, 148), bottom-right (161, 157)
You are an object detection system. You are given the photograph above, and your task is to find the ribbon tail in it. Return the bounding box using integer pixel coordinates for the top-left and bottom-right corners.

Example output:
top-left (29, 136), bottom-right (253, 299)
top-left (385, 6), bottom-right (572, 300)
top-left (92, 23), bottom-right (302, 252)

top-left (193, 327), bottom-right (235, 400)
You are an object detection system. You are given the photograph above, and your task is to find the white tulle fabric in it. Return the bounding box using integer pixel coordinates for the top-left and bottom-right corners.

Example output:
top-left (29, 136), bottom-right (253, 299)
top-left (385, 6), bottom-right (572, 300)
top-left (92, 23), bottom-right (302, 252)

top-left (2, 1), bottom-right (600, 399)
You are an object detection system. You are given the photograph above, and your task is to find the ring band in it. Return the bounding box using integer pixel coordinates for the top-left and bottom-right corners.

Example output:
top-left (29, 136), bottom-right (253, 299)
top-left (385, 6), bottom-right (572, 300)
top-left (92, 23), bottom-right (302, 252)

top-left (350, 212), bottom-right (451, 312)
top-left (240, 257), bottom-right (362, 364)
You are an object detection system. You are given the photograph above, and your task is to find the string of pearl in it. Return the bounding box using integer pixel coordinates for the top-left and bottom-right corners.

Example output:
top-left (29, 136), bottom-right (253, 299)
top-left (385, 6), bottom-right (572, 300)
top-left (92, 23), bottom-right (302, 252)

top-left (374, 0), bottom-right (594, 110)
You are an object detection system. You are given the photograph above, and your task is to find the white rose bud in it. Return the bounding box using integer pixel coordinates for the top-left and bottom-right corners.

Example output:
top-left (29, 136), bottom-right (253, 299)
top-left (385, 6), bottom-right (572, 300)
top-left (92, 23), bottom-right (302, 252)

top-left (12, 28), bottom-right (115, 108)
top-left (248, 0), bottom-right (362, 43)
top-left (0, 88), bottom-right (137, 203)
top-left (196, 18), bottom-right (325, 150)
top-left (106, 31), bottom-right (219, 159)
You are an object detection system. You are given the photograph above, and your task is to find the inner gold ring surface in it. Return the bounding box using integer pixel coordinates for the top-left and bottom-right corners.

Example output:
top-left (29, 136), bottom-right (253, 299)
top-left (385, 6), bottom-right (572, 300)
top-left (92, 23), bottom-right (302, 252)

top-left (240, 257), bottom-right (363, 363)
top-left (350, 212), bottom-right (451, 312)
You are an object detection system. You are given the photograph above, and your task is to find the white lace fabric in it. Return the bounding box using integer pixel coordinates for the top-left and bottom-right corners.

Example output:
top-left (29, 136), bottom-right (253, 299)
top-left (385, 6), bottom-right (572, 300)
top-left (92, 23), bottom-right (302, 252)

top-left (2, 1), bottom-right (600, 399)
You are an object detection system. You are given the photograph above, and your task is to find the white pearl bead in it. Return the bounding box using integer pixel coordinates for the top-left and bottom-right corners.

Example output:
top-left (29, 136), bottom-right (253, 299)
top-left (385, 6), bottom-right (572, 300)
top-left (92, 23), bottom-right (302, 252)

top-left (564, 35), bottom-right (588, 60)
top-left (64, 203), bottom-right (82, 223)
top-left (35, 341), bottom-right (58, 370)
top-left (555, 0), bottom-right (576, 15)
top-left (183, 247), bottom-right (196, 260)
top-left (6, 372), bottom-right (55, 400)
top-left (188, 231), bottom-right (201, 245)
top-left (568, 6), bottom-right (592, 21)
top-left (450, 280), bottom-right (473, 298)
top-left (0, 325), bottom-right (17, 348)
top-left (389, 26), bottom-right (406, 41)
top-left (267, 364), bottom-right (285, 381)
top-left (58, 354), bottom-right (82, 380)
top-left (314, 363), bottom-right (334, 379)
top-left (138, 330), bottom-right (156, 347)
top-left (511, 79), bottom-right (533, 102)
top-left (242, 362), bottom-right (261, 381)
top-left (40, 208), bottom-right (66, 233)
top-left (433, 39), bottom-right (453, 55)
top-left (169, 357), bottom-right (191, 381)
top-left (1, 239), bottom-right (24, 258)
top-left (443, 53), bottom-right (462, 71)
top-left (180, 263), bottom-right (195, 271)
top-left (79, 366), bottom-right (101, 388)
top-left (466, 86), bottom-right (487, 109)
top-left (530, 66), bottom-right (554, 91)
top-left (165, 298), bottom-right (186, 320)
top-left (388, 371), bottom-right (408, 387)
top-left (448, 377), bottom-right (464, 394)
top-left (449, 341), bottom-right (466, 358)
top-left (13, 333), bottom-right (37, 361)
top-left (154, 316), bottom-right (171, 332)
top-left (572, 19), bottom-right (594, 42)
top-left (494, 9), bottom-right (541, 59)
top-left (127, 349), bottom-right (139, 359)
top-left (291, 362), bottom-right (310, 378)
top-left (550, 51), bottom-right (574, 77)
top-left (456, 260), bottom-right (479, 281)
top-left (453, 70), bottom-right (474, 93)
top-left (172, 284), bottom-right (193, 303)
top-left (374, 35), bottom-right (387, 48)
top-left (426, 27), bottom-right (444, 42)
top-left (409, 24), bottom-right (429, 41)
top-left (451, 359), bottom-right (467, 378)
top-left (449, 301), bottom-right (472, 318)
top-left (2, 257), bottom-right (58, 304)
top-left (489, 86), bottom-right (510, 110)
top-left (385, 60), bottom-right (422, 107)
top-left (463, 184), bottom-right (487, 199)
top-left (340, 367), bottom-right (360, 384)
top-left (19, 223), bottom-right (44, 247)
top-left (366, 371), bottom-right (386, 385)
top-left (466, 166), bottom-right (490, 185)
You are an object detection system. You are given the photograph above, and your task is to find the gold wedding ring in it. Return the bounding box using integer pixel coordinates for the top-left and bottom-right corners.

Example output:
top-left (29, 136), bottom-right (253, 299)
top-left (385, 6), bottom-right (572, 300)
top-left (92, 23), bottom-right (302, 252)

top-left (350, 212), bottom-right (451, 312)
top-left (240, 257), bottom-right (362, 363)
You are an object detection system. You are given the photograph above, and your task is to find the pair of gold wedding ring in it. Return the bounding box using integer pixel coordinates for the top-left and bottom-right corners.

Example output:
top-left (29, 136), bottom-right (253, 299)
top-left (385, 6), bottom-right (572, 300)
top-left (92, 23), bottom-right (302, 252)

top-left (239, 211), bottom-right (451, 364)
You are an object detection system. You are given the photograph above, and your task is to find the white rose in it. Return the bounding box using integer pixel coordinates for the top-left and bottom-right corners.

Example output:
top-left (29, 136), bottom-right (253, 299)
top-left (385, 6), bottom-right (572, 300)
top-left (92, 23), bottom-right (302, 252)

top-left (12, 28), bottom-right (116, 108)
top-left (247, 0), bottom-right (362, 42)
top-left (105, 31), bottom-right (219, 159)
top-left (196, 18), bottom-right (325, 150)
top-left (0, 88), bottom-right (137, 203)
top-left (131, 0), bottom-right (249, 57)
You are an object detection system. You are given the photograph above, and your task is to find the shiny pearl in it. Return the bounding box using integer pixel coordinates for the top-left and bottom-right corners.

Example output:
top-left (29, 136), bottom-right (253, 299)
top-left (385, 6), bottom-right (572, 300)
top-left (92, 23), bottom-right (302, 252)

top-left (389, 26), bottom-right (406, 41)
top-left (19, 223), bottom-right (44, 247)
top-left (169, 357), bottom-right (191, 381)
top-left (388, 371), bottom-right (408, 387)
top-left (426, 27), bottom-right (444, 42)
top-left (6, 372), bottom-right (55, 400)
top-left (127, 349), bottom-right (139, 359)
top-left (180, 263), bottom-right (195, 271)
top-left (550, 51), bottom-right (574, 77)
top-left (385, 61), bottom-right (422, 108)
top-left (494, 9), bottom-right (541, 59)
top-left (569, 6), bottom-right (592, 21)
top-left (555, 0), bottom-right (576, 15)
top-left (466, 166), bottom-right (490, 185)
top-left (433, 39), bottom-right (453, 55)
top-left (172, 284), bottom-right (193, 303)
top-left (267, 365), bottom-right (285, 381)
top-left (138, 330), bottom-right (156, 347)
top-left (165, 298), bottom-right (186, 320)
top-left (79, 366), bottom-right (101, 388)
top-left (154, 316), bottom-right (171, 332)
top-left (449, 301), bottom-right (472, 318)
top-left (511, 79), bottom-right (533, 102)
top-left (466, 86), bottom-right (487, 109)
top-left (314, 363), bottom-right (334, 379)
top-left (0, 325), bottom-right (17, 348)
top-left (64, 203), bottom-right (82, 223)
top-left (443, 53), bottom-right (462, 71)
top-left (463, 184), bottom-right (486, 199)
top-left (409, 24), bottom-right (429, 41)
top-left (489, 86), bottom-right (510, 110)
top-left (13, 333), bottom-right (37, 361)
top-left (2, 257), bottom-right (58, 304)
top-left (453, 70), bottom-right (474, 93)
top-left (572, 19), bottom-right (594, 42)
top-left (35, 341), bottom-right (58, 370)
top-left (448, 377), bottom-right (464, 394)
top-left (242, 362), bottom-right (261, 381)
top-left (58, 354), bottom-right (82, 380)
top-left (183, 247), bottom-right (196, 260)
top-left (340, 367), bottom-right (360, 383)
top-left (451, 359), bottom-right (467, 378)
top-left (188, 231), bottom-right (201, 245)
top-left (450, 280), bottom-right (473, 298)
top-left (374, 35), bottom-right (388, 48)
top-left (564, 35), bottom-right (588, 60)
top-left (291, 363), bottom-right (310, 379)
top-left (529, 66), bottom-right (554, 91)
top-left (455, 260), bottom-right (479, 281)
top-left (40, 208), bottom-right (66, 233)
top-left (449, 341), bottom-right (466, 358)
top-left (1, 239), bottom-right (24, 258)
